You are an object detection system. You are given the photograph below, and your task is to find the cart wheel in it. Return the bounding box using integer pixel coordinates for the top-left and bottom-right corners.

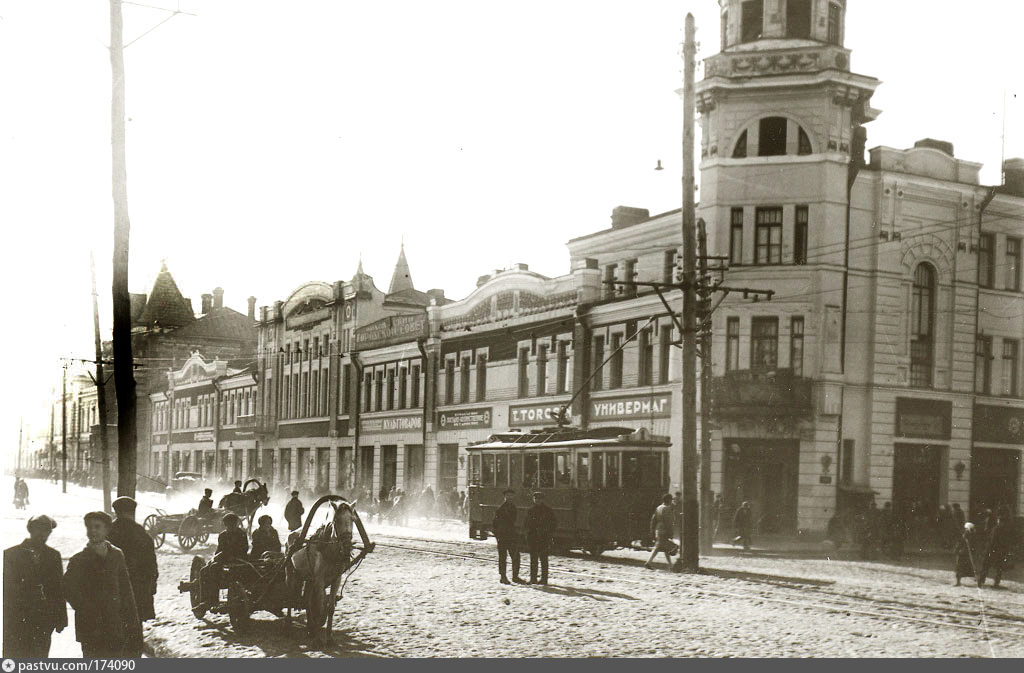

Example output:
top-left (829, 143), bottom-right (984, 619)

top-left (305, 581), bottom-right (330, 639)
top-left (227, 582), bottom-right (251, 631)
top-left (197, 532), bottom-right (210, 545)
top-left (179, 516), bottom-right (200, 550)
top-left (189, 556), bottom-right (207, 619)
top-left (143, 514), bottom-right (165, 549)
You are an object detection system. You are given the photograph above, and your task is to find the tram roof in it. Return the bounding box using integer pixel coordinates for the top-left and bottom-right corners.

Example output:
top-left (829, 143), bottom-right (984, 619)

top-left (467, 426), bottom-right (671, 451)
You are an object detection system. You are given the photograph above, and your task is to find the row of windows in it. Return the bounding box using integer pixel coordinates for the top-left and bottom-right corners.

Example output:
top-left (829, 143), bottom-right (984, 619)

top-left (152, 387), bottom-right (256, 432)
top-left (725, 0), bottom-right (841, 47)
top-left (724, 316), bottom-right (805, 376)
top-left (602, 253), bottom-right (681, 301)
top-left (362, 360), bottom-right (423, 413)
top-left (278, 367), bottom-right (330, 420)
top-left (978, 233), bottom-right (1022, 292)
top-left (590, 325), bottom-right (676, 391)
top-left (729, 206), bottom-right (809, 267)
top-left (469, 450), bottom-right (669, 490)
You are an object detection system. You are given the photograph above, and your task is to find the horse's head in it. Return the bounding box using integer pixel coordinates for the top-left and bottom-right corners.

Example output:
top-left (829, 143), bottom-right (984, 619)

top-left (331, 502), bottom-right (354, 543)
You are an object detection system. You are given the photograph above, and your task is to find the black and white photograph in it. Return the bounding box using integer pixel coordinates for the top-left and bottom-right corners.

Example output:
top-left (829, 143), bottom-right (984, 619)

top-left (1, 0), bottom-right (1023, 661)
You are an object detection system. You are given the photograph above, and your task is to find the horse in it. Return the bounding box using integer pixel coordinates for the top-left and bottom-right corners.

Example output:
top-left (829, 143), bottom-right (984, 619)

top-left (218, 480), bottom-right (271, 531)
top-left (289, 499), bottom-right (357, 641)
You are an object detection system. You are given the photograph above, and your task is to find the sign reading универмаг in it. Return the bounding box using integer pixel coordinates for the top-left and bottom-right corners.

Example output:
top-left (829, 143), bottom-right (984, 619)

top-left (589, 393), bottom-right (672, 421)
top-left (354, 313), bottom-right (428, 350)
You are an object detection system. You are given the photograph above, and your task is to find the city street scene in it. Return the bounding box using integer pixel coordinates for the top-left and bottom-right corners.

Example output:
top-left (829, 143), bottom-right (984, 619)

top-left (3, 0), bottom-right (1023, 661)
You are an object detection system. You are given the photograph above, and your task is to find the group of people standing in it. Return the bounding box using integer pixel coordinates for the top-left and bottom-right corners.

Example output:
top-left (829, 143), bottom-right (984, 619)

top-left (3, 496), bottom-right (157, 658)
top-left (953, 505), bottom-right (1016, 588)
top-left (489, 490), bottom-right (557, 585)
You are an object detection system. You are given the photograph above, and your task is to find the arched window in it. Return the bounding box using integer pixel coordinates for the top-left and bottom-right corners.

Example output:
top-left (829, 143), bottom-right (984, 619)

top-left (910, 264), bottom-right (935, 387)
top-left (732, 119), bottom-right (814, 159)
top-left (733, 130), bottom-right (748, 158)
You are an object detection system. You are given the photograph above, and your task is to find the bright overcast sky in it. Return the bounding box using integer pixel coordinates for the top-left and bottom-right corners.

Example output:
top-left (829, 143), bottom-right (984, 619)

top-left (1, 0), bottom-right (1021, 443)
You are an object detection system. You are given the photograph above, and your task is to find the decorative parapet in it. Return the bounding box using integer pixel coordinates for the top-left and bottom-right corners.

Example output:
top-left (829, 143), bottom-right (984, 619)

top-left (704, 45), bottom-right (851, 81)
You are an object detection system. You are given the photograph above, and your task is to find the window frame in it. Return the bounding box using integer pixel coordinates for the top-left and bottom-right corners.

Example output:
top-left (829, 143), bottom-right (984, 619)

top-left (475, 353), bottom-right (487, 403)
top-left (978, 233), bottom-right (995, 288)
top-left (1006, 236), bottom-right (1022, 291)
top-left (790, 316), bottom-right (805, 377)
top-left (754, 207), bottom-right (784, 265)
top-left (517, 347), bottom-right (530, 398)
top-left (750, 316), bottom-right (779, 371)
top-left (610, 333), bottom-right (624, 389)
top-left (1002, 339), bottom-right (1019, 398)
top-left (535, 344), bottom-right (548, 397)
top-left (827, 2), bottom-right (841, 45)
top-left (726, 317), bottom-right (740, 372)
top-left (591, 335), bottom-right (605, 391)
top-left (740, 0), bottom-right (763, 43)
top-left (786, 0), bottom-right (812, 39)
top-left (730, 207), bottom-right (744, 266)
top-left (975, 335), bottom-right (993, 395)
top-left (794, 206), bottom-right (809, 265)
top-left (758, 117), bottom-right (788, 157)
top-left (910, 264), bottom-right (936, 388)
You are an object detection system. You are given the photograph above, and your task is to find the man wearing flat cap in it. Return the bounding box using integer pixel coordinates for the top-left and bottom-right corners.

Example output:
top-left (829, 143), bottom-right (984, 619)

top-left (197, 488), bottom-right (214, 518)
top-left (107, 496), bottom-right (159, 622)
top-left (3, 515), bottom-right (67, 657)
top-left (525, 491), bottom-right (557, 585)
top-left (491, 489), bottom-right (524, 585)
top-left (64, 511), bottom-right (142, 657)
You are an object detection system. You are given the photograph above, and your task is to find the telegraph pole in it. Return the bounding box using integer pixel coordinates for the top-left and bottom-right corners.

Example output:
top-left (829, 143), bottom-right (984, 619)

top-left (678, 12), bottom-right (700, 573)
top-left (17, 418), bottom-right (23, 475)
top-left (61, 363), bottom-right (68, 493)
top-left (48, 392), bottom-right (55, 476)
top-left (91, 252), bottom-right (113, 513)
top-left (698, 219), bottom-right (713, 553)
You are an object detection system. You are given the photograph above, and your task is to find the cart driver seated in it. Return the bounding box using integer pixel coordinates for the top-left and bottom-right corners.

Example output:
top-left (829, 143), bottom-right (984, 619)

top-left (199, 513), bottom-right (251, 602)
top-left (197, 489), bottom-right (215, 519)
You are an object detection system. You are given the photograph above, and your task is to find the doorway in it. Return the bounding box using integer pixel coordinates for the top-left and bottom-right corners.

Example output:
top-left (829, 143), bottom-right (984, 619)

top-left (279, 448), bottom-right (292, 488)
top-left (892, 443), bottom-right (943, 523)
top-left (438, 444), bottom-right (458, 494)
top-left (316, 447), bottom-right (331, 493)
top-left (382, 446), bottom-right (398, 496)
top-left (405, 445), bottom-right (424, 493)
top-left (971, 447), bottom-right (1020, 518)
top-left (722, 439), bottom-right (800, 534)
top-left (359, 447), bottom-right (375, 495)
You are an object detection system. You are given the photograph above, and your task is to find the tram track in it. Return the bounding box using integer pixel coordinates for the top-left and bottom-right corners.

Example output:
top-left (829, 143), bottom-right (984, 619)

top-left (371, 532), bottom-right (1024, 642)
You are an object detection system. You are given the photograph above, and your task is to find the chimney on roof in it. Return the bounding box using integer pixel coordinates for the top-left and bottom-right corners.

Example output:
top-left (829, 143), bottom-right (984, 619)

top-left (213, 287), bottom-right (224, 309)
top-left (914, 138), bottom-right (955, 156)
top-left (201, 294), bottom-right (213, 315)
top-left (611, 206), bottom-right (650, 229)
top-left (427, 289), bottom-right (446, 304)
top-left (247, 296), bottom-right (257, 320)
top-left (1003, 158), bottom-right (1024, 197)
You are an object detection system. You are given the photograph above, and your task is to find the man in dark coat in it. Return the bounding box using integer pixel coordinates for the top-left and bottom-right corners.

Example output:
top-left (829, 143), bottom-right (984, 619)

top-left (64, 511), bottom-right (142, 658)
top-left (232, 480), bottom-right (243, 494)
top-left (3, 515), bottom-right (67, 657)
top-left (491, 488), bottom-right (523, 584)
top-left (197, 488), bottom-right (215, 518)
top-left (524, 491), bottom-right (556, 585)
top-left (732, 501), bottom-right (753, 550)
top-left (977, 506), bottom-right (1015, 587)
top-left (215, 513), bottom-right (249, 562)
top-left (250, 515), bottom-right (282, 560)
top-left (107, 496), bottom-right (159, 622)
top-left (953, 522), bottom-right (980, 586)
top-left (284, 490), bottom-right (305, 532)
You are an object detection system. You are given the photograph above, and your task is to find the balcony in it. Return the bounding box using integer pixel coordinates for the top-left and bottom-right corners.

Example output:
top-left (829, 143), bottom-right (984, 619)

top-left (710, 369), bottom-right (813, 420)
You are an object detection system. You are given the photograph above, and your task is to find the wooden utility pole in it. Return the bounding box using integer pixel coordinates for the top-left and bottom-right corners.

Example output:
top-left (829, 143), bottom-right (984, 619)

top-left (698, 219), bottom-right (713, 553)
top-left (61, 363), bottom-right (68, 493)
top-left (91, 252), bottom-right (113, 513)
top-left (48, 392), bottom-right (55, 475)
top-left (17, 418), bottom-right (23, 476)
top-left (110, 0), bottom-right (137, 498)
top-left (678, 12), bottom-right (699, 573)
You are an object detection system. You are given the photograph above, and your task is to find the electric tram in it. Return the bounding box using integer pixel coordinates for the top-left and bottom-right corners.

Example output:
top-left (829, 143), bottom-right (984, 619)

top-left (466, 425), bottom-right (671, 556)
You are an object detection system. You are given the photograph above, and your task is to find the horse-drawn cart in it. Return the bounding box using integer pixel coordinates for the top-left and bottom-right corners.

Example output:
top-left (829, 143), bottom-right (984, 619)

top-left (143, 479), bottom-right (270, 550)
top-left (177, 495), bottom-right (374, 639)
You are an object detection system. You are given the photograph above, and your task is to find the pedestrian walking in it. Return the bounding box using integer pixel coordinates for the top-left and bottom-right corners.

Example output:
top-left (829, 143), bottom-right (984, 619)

top-left (492, 489), bottom-right (524, 585)
top-left (977, 506), bottom-right (1015, 588)
top-left (525, 491), bottom-right (556, 585)
top-left (645, 495), bottom-right (677, 571)
top-left (732, 501), bottom-right (753, 550)
top-left (953, 522), bottom-right (980, 586)
top-left (250, 515), bottom-right (282, 560)
top-left (63, 511), bottom-right (142, 658)
top-left (3, 515), bottom-right (67, 658)
top-left (107, 497), bottom-right (159, 623)
top-left (285, 490), bottom-right (305, 532)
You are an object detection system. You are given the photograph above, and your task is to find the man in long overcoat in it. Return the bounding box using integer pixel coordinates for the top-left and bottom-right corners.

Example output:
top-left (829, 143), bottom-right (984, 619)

top-left (491, 488), bottom-right (523, 584)
top-left (525, 491), bottom-right (556, 585)
top-left (978, 506), bottom-right (1016, 587)
top-left (64, 511), bottom-right (142, 658)
top-left (285, 490), bottom-right (305, 532)
top-left (3, 515), bottom-right (67, 657)
top-left (107, 496), bottom-right (159, 622)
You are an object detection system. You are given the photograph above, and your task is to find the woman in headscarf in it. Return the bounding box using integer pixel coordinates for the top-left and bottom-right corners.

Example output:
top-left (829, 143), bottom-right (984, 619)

top-left (953, 522), bottom-right (979, 586)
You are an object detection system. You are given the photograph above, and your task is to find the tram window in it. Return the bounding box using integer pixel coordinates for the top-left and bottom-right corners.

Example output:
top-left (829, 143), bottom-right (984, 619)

top-left (495, 453), bottom-right (508, 487)
top-left (469, 454), bottom-right (481, 485)
top-left (510, 453), bottom-right (523, 489)
top-left (577, 453), bottom-right (590, 488)
top-left (555, 452), bottom-right (571, 486)
top-left (482, 454), bottom-right (495, 486)
top-left (539, 453), bottom-right (555, 488)
top-left (640, 454), bottom-right (662, 488)
top-left (592, 452), bottom-right (604, 488)
top-left (606, 452), bottom-right (620, 488)
top-left (524, 453), bottom-right (539, 488)
top-left (623, 454), bottom-right (641, 489)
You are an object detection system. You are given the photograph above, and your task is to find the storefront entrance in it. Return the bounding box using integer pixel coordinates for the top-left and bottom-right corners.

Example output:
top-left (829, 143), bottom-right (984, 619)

top-left (316, 447), bottom-right (331, 493)
top-left (722, 439), bottom-right (799, 534)
top-left (261, 449), bottom-right (274, 483)
top-left (438, 444), bottom-right (458, 494)
top-left (892, 443), bottom-right (944, 523)
top-left (381, 446), bottom-right (397, 496)
top-left (279, 448), bottom-right (292, 488)
top-left (971, 447), bottom-right (1020, 517)
top-left (405, 445), bottom-right (424, 493)
top-left (337, 447), bottom-right (353, 491)
top-left (358, 447), bottom-right (375, 495)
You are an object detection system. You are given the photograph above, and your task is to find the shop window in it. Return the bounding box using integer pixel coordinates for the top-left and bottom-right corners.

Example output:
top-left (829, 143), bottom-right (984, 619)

top-left (751, 316), bottom-right (779, 370)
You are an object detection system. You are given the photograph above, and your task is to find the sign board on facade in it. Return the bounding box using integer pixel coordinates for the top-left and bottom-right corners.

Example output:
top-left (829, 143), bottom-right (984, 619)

top-left (279, 420), bottom-right (331, 440)
top-left (169, 430), bottom-right (216, 444)
top-left (895, 398), bottom-right (951, 440)
top-left (354, 313), bottom-right (427, 350)
top-left (973, 405), bottom-right (1024, 444)
top-left (509, 403), bottom-right (567, 427)
top-left (589, 394), bottom-right (672, 422)
top-left (437, 408), bottom-right (493, 430)
top-left (285, 299), bottom-right (331, 331)
top-left (360, 414), bottom-right (423, 434)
